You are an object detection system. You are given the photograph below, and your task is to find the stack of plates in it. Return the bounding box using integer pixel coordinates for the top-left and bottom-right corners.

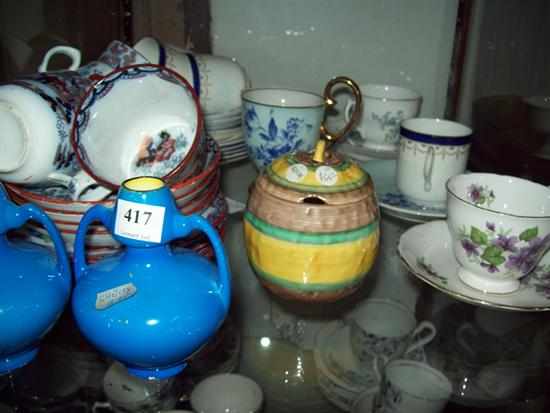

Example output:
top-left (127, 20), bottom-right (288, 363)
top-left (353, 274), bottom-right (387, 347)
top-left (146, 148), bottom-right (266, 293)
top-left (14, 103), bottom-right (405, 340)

top-left (204, 108), bottom-right (248, 165)
top-left (6, 137), bottom-right (227, 263)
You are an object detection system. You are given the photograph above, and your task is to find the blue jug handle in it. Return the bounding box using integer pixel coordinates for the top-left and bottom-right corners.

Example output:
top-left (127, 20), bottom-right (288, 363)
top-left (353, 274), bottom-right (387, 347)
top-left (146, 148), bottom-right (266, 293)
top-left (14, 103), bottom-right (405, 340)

top-left (73, 205), bottom-right (114, 283)
top-left (6, 202), bottom-right (71, 289)
top-left (172, 214), bottom-right (231, 313)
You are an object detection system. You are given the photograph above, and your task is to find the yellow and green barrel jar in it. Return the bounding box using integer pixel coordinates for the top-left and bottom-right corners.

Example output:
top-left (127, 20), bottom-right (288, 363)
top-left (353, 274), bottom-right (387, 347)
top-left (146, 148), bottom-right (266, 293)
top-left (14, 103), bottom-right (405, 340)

top-left (244, 150), bottom-right (380, 302)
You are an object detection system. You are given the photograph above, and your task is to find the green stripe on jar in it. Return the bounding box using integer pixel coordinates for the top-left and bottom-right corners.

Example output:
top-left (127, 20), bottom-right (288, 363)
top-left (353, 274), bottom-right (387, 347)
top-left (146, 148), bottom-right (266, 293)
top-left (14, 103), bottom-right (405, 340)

top-left (250, 261), bottom-right (367, 292)
top-left (244, 211), bottom-right (379, 244)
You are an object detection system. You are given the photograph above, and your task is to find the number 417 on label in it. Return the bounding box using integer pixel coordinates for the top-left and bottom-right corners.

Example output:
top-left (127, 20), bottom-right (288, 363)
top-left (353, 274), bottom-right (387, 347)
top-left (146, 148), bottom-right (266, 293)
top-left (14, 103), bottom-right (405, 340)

top-left (114, 199), bottom-right (166, 243)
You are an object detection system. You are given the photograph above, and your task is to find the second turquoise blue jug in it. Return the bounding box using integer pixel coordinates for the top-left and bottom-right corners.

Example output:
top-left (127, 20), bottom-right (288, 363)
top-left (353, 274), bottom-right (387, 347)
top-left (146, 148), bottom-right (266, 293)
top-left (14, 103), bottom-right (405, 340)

top-left (0, 184), bottom-right (71, 374)
top-left (71, 177), bottom-right (231, 379)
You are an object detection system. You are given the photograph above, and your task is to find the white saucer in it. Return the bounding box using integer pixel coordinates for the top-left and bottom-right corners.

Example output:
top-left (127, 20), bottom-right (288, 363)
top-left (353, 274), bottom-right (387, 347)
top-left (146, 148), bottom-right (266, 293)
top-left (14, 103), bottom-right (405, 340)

top-left (398, 220), bottom-right (550, 311)
top-left (357, 159), bottom-right (447, 222)
top-left (337, 131), bottom-right (398, 161)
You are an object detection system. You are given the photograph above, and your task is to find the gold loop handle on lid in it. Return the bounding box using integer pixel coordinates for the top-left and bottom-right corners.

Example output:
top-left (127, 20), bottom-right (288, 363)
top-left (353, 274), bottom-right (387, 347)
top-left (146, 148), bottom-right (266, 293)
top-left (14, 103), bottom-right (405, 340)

top-left (313, 76), bottom-right (362, 163)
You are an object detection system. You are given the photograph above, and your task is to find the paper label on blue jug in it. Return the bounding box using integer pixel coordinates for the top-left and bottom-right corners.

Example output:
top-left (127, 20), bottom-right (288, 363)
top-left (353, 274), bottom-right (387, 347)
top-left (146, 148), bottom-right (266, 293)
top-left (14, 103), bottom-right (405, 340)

top-left (114, 199), bottom-right (166, 243)
top-left (96, 282), bottom-right (137, 310)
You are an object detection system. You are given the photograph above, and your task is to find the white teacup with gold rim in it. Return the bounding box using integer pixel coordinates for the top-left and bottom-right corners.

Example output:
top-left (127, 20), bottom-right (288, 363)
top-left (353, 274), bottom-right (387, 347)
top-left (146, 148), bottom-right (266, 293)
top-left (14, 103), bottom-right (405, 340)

top-left (134, 36), bottom-right (249, 115)
top-left (397, 118), bottom-right (471, 208)
top-left (446, 173), bottom-right (550, 294)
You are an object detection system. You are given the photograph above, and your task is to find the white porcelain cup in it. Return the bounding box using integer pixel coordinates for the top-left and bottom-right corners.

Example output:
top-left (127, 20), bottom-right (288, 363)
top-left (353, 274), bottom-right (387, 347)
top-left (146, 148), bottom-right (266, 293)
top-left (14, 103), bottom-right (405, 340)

top-left (347, 299), bottom-right (436, 365)
top-left (397, 118), bottom-right (472, 207)
top-left (242, 88), bottom-right (325, 169)
top-left (344, 84), bottom-right (421, 154)
top-left (190, 373), bottom-right (264, 413)
top-left (100, 361), bottom-right (180, 413)
top-left (0, 69), bottom-right (92, 185)
top-left (134, 36), bottom-right (249, 114)
top-left (38, 45), bottom-right (82, 72)
top-left (446, 173), bottom-right (550, 293)
top-left (375, 359), bottom-right (452, 413)
top-left (72, 64), bottom-right (201, 189)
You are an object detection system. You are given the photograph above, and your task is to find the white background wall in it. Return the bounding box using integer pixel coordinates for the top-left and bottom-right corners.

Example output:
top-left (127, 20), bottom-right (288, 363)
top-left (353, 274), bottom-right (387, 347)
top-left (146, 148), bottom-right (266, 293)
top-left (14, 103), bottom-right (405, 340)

top-left (211, 0), bottom-right (459, 118)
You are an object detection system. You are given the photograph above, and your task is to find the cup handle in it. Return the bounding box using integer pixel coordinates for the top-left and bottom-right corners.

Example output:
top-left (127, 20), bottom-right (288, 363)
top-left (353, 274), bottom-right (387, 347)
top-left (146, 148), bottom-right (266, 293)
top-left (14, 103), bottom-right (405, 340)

top-left (319, 76), bottom-right (362, 147)
top-left (404, 320), bottom-right (437, 355)
top-left (423, 146), bottom-right (435, 192)
top-left (38, 45), bottom-right (81, 72)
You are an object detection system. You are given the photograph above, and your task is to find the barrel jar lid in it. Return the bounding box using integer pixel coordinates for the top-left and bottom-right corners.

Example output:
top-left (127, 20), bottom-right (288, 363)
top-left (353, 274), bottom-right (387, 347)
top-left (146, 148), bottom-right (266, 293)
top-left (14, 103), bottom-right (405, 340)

top-left (265, 150), bottom-right (369, 195)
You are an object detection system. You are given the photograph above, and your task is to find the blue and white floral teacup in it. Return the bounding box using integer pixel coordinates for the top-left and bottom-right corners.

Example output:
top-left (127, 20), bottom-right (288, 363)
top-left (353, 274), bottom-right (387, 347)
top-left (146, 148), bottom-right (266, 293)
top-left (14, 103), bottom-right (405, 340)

top-left (242, 78), bottom-right (362, 169)
top-left (347, 298), bottom-right (435, 366)
top-left (0, 66), bottom-right (93, 185)
top-left (376, 359), bottom-right (452, 413)
top-left (396, 118), bottom-right (472, 207)
top-left (447, 172), bottom-right (550, 294)
top-left (242, 88), bottom-right (325, 169)
top-left (72, 64), bottom-right (202, 189)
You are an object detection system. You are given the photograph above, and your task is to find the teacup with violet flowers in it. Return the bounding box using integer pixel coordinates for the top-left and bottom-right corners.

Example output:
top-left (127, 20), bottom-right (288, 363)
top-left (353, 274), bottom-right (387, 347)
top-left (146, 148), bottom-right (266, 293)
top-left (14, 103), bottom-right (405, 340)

top-left (446, 173), bottom-right (550, 294)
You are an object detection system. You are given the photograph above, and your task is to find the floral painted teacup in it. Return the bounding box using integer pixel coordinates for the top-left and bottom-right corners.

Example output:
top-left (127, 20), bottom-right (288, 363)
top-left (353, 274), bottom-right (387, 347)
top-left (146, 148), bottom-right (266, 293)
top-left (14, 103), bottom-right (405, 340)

top-left (347, 299), bottom-right (436, 365)
top-left (375, 359), bottom-right (452, 413)
top-left (242, 77), bottom-right (363, 169)
top-left (344, 83), bottom-right (421, 156)
top-left (242, 88), bottom-right (323, 169)
top-left (0, 68), bottom-right (92, 185)
top-left (71, 64), bottom-right (202, 189)
top-left (446, 173), bottom-right (550, 293)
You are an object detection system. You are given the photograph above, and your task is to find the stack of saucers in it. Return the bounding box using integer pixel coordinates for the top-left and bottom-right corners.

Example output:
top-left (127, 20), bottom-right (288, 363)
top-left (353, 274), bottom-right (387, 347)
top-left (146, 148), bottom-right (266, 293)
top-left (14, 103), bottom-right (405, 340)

top-left (205, 109), bottom-right (248, 165)
top-left (313, 321), bottom-right (380, 411)
top-left (6, 136), bottom-right (227, 263)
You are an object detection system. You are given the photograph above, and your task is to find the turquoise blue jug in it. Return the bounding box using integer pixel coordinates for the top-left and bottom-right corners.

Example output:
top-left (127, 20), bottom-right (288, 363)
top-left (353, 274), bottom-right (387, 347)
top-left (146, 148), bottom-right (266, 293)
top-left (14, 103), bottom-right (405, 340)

top-left (71, 177), bottom-right (231, 379)
top-left (0, 184), bottom-right (71, 374)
